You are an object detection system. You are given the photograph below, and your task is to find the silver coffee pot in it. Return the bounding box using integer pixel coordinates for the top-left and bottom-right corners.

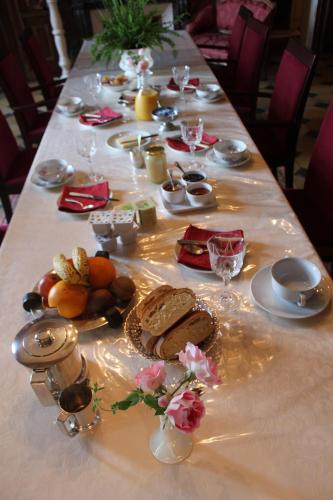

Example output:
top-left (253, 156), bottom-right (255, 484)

top-left (12, 312), bottom-right (88, 406)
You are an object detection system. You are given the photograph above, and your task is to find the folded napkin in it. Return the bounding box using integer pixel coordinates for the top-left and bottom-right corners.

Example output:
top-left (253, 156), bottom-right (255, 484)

top-left (79, 107), bottom-right (122, 126)
top-left (167, 78), bottom-right (200, 92)
top-left (178, 225), bottom-right (244, 270)
top-left (58, 182), bottom-right (110, 213)
top-left (166, 132), bottom-right (218, 153)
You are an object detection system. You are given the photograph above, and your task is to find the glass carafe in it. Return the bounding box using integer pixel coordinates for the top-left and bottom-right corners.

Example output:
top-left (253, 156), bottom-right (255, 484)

top-left (135, 72), bottom-right (158, 121)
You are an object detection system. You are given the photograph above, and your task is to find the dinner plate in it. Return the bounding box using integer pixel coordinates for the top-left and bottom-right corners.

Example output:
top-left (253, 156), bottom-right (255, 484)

top-left (31, 163), bottom-right (75, 188)
top-left (125, 298), bottom-right (219, 360)
top-left (194, 93), bottom-right (224, 103)
top-left (79, 114), bottom-right (123, 128)
top-left (166, 136), bottom-right (214, 156)
top-left (206, 148), bottom-right (251, 167)
top-left (251, 265), bottom-right (331, 319)
top-left (106, 130), bottom-right (152, 151)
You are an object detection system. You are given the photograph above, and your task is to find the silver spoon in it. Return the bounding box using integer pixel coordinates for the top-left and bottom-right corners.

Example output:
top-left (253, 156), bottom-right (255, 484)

top-left (64, 198), bottom-right (95, 210)
top-left (167, 168), bottom-right (177, 191)
top-left (184, 244), bottom-right (209, 255)
top-left (174, 161), bottom-right (185, 174)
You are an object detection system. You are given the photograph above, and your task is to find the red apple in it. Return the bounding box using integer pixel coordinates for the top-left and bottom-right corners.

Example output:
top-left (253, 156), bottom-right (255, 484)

top-left (38, 272), bottom-right (61, 305)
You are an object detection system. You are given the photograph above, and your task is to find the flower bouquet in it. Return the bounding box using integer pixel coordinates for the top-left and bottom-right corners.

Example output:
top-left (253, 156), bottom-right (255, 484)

top-left (111, 342), bottom-right (221, 463)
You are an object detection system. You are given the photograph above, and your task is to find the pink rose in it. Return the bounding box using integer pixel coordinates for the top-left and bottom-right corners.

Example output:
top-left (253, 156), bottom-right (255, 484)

top-left (165, 390), bottom-right (205, 433)
top-left (135, 361), bottom-right (166, 393)
top-left (158, 395), bottom-right (169, 408)
top-left (137, 59), bottom-right (149, 73)
top-left (178, 342), bottom-right (221, 386)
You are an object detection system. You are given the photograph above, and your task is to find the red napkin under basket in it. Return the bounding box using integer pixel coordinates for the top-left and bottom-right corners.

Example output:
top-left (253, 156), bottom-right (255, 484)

top-left (166, 132), bottom-right (218, 153)
top-left (178, 225), bottom-right (244, 271)
top-left (79, 107), bottom-right (122, 126)
top-left (167, 78), bottom-right (200, 92)
top-left (58, 182), bottom-right (110, 213)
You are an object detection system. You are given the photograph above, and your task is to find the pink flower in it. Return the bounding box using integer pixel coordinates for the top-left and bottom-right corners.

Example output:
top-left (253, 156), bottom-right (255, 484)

top-left (178, 342), bottom-right (221, 386)
top-left (158, 395), bottom-right (169, 408)
top-left (135, 361), bottom-right (166, 393)
top-left (137, 59), bottom-right (149, 73)
top-left (165, 390), bottom-right (205, 433)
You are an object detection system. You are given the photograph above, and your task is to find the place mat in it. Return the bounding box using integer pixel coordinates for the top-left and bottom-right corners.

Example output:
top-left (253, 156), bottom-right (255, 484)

top-left (166, 78), bottom-right (200, 92)
top-left (58, 182), bottom-right (110, 213)
top-left (177, 225), bottom-right (244, 270)
top-left (79, 107), bottom-right (122, 126)
top-left (166, 132), bottom-right (218, 153)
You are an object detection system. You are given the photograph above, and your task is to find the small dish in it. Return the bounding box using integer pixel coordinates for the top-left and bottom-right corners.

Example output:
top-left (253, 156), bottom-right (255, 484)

top-left (31, 161), bottom-right (75, 188)
top-left (35, 159), bottom-right (68, 183)
top-left (100, 73), bottom-right (130, 92)
top-left (161, 179), bottom-right (186, 204)
top-left (196, 84), bottom-right (221, 99)
top-left (57, 96), bottom-right (83, 115)
top-left (186, 182), bottom-right (213, 206)
top-left (160, 190), bottom-right (217, 214)
top-left (251, 265), bottom-right (331, 319)
top-left (181, 170), bottom-right (207, 184)
top-left (106, 130), bottom-right (152, 151)
top-left (213, 139), bottom-right (248, 163)
top-left (206, 148), bottom-right (251, 168)
top-left (152, 106), bottom-right (179, 132)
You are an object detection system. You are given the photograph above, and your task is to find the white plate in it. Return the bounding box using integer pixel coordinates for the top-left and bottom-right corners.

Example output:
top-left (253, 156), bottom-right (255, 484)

top-left (106, 130), bottom-right (152, 151)
top-left (194, 93), bottom-right (224, 103)
top-left (56, 102), bottom-right (85, 117)
top-left (251, 265), bottom-right (331, 319)
top-left (206, 148), bottom-right (251, 167)
top-left (166, 136), bottom-right (214, 156)
top-left (160, 188), bottom-right (217, 214)
top-left (31, 163), bottom-right (75, 188)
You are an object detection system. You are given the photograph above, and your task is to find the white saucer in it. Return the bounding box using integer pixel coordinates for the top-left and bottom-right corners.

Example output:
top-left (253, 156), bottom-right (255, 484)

top-left (251, 265), bottom-right (331, 319)
top-left (56, 102), bottom-right (85, 117)
top-left (106, 130), bottom-right (151, 151)
top-left (194, 93), bottom-right (224, 103)
top-left (31, 163), bottom-right (75, 188)
top-left (206, 148), bottom-right (251, 167)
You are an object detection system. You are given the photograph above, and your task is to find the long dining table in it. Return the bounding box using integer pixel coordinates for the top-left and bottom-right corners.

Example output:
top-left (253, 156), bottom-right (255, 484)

top-left (0, 31), bottom-right (332, 500)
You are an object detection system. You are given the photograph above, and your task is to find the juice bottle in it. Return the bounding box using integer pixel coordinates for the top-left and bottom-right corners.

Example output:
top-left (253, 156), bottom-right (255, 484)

top-left (135, 72), bottom-right (158, 121)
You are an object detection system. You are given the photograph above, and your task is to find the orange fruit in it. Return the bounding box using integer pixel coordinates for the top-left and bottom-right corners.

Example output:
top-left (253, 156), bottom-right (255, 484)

top-left (88, 257), bottom-right (116, 289)
top-left (48, 280), bottom-right (89, 318)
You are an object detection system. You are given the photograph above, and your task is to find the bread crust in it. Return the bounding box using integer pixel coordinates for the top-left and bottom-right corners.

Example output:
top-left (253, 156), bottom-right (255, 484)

top-left (155, 310), bottom-right (214, 360)
top-left (136, 285), bottom-right (173, 319)
top-left (141, 288), bottom-right (196, 336)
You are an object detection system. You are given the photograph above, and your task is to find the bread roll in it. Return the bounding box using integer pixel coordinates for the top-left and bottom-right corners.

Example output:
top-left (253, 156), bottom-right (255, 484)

top-left (140, 288), bottom-right (196, 336)
top-left (155, 310), bottom-right (214, 360)
top-left (136, 285), bottom-right (173, 319)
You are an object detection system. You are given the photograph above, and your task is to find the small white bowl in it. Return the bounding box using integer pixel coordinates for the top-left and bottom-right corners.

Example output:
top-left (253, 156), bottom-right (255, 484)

top-left (161, 180), bottom-right (186, 204)
top-left (35, 159), bottom-right (68, 183)
top-left (196, 84), bottom-right (221, 99)
top-left (213, 139), bottom-right (247, 163)
top-left (186, 182), bottom-right (213, 206)
top-left (57, 96), bottom-right (83, 114)
top-left (181, 170), bottom-right (207, 184)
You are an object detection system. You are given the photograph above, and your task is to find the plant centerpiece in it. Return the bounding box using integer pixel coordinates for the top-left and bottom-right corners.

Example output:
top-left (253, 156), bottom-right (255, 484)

top-left (91, 0), bottom-right (179, 77)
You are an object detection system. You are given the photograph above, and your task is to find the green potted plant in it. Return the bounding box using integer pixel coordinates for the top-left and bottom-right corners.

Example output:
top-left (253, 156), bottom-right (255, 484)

top-left (91, 0), bottom-right (179, 76)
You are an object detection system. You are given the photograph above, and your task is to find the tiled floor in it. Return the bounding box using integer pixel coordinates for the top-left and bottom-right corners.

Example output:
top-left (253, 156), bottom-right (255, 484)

top-left (1, 53), bottom-right (332, 223)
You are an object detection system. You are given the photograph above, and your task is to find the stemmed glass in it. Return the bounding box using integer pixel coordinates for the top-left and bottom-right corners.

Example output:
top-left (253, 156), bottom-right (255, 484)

top-left (180, 117), bottom-right (204, 169)
top-left (84, 73), bottom-right (102, 108)
top-left (207, 236), bottom-right (245, 311)
top-left (76, 130), bottom-right (103, 183)
top-left (172, 65), bottom-right (190, 103)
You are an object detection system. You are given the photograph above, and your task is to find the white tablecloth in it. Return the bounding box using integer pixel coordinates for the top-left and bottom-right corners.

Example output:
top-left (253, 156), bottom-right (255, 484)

top-left (0, 32), bottom-right (332, 500)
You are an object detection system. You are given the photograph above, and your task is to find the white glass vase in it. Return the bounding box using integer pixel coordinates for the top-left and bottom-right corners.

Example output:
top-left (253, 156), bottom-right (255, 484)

top-left (149, 416), bottom-right (193, 464)
top-left (119, 48), bottom-right (154, 78)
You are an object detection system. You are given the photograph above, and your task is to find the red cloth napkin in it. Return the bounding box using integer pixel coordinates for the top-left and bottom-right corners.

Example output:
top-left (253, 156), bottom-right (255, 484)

top-left (58, 182), bottom-right (110, 213)
top-left (178, 225), bottom-right (244, 270)
top-left (79, 107), bottom-right (122, 126)
top-left (166, 132), bottom-right (218, 153)
top-left (167, 78), bottom-right (200, 92)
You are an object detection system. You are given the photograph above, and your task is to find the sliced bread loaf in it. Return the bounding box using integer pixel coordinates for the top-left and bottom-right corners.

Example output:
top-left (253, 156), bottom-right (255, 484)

top-left (140, 288), bottom-right (196, 336)
top-left (140, 331), bottom-right (158, 355)
top-left (155, 310), bottom-right (214, 360)
top-left (136, 285), bottom-right (173, 320)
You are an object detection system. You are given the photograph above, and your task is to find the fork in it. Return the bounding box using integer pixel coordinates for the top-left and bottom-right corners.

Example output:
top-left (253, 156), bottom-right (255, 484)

top-left (64, 198), bottom-right (95, 210)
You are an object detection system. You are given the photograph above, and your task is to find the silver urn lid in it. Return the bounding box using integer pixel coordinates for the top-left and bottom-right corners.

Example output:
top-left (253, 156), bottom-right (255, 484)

top-left (12, 312), bottom-right (79, 369)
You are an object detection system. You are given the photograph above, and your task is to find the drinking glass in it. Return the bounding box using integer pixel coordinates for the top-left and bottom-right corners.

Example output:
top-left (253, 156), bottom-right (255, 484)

top-left (76, 131), bottom-right (103, 183)
top-left (84, 73), bottom-right (102, 107)
top-left (180, 117), bottom-right (204, 169)
top-left (207, 236), bottom-right (245, 311)
top-left (172, 65), bottom-right (190, 103)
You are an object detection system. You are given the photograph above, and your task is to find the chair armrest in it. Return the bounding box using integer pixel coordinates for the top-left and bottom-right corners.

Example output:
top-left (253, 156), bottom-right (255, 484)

top-left (13, 98), bottom-right (57, 111)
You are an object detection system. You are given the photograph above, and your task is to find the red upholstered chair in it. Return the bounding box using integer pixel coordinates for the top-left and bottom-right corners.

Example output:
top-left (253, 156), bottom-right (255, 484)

top-left (214, 16), bottom-right (270, 120)
top-left (0, 224), bottom-right (8, 246)
top-left (0, 49), bottom-right (54, 149)
top-left (20, 29), bottom-right (65, 103)
top-left (186, 0), bottom-right (275, 60)
top-left (246, 39), bottom-right (317, 188)
top-left (284, 100), bottom-right (333, 259)
top-left (0, 111), bottom-right (36, 222)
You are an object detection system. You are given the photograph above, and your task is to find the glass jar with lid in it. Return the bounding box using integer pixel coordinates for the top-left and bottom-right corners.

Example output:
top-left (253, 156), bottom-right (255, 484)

top-left (144, 145), bottom-right (168, 183)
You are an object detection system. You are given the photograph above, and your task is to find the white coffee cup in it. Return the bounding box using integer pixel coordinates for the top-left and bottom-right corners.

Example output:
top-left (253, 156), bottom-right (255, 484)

top-left (271, 257), bottom-right (321, 307)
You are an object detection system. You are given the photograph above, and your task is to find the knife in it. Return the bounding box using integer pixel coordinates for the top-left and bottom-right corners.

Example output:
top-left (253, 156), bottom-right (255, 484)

top-left (68, 192), bottom-right (120, 202)
top-left (177, 237), bottom-right (243, 246)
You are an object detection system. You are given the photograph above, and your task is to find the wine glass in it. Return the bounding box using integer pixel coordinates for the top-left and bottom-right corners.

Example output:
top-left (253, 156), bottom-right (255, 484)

top-left (180, 117), bottom-right (204, 169)
top-left (84, 73), bottom-right (102, 108)
top-left (76, 130), bottom-right (103, 183)
top-left (207, 236), bottom-right (245, 311)
top-left (172, 65), bottom-right (190, 103)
